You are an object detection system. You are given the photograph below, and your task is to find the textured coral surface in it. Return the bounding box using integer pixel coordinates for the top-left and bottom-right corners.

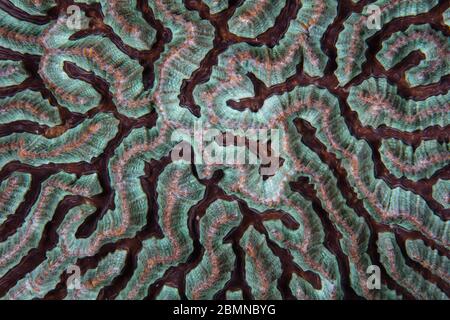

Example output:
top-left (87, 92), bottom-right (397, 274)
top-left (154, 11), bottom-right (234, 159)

top-left (0, 0), bottom-right (449, 300)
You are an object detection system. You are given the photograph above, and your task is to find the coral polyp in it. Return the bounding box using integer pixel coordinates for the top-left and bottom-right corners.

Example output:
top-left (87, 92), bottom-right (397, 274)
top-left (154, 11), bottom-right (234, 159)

top-left (0, 0), bottom-right (448, 300)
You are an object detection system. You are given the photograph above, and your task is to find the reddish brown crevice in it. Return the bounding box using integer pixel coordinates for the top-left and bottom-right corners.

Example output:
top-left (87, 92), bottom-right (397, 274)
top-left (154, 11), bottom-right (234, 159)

top-left (222, 0), bottom-right (449, 138)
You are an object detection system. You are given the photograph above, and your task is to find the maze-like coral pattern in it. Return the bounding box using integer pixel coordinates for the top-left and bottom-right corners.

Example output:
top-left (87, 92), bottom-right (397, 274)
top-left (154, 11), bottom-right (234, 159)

top-left (0, 0), bottom-right (448, 300)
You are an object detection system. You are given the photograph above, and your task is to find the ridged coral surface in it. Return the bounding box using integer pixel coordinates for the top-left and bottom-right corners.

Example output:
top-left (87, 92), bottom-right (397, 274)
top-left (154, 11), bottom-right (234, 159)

top-left (0, 0), bottom-right (448, 300)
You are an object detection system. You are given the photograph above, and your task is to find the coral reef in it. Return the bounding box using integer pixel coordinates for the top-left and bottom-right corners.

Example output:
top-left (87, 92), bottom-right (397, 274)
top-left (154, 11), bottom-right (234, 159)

top-left (0, 0), bottom-right (448, 300)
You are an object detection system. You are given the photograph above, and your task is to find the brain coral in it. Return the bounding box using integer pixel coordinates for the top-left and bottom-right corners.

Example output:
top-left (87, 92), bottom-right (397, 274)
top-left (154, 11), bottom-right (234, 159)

top-left (0, 0), bottom-right (448, 300)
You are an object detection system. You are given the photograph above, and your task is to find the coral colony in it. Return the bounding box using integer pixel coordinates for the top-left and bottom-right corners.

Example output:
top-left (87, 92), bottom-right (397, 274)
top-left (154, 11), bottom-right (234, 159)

top-left (0, 0), bottom-right (448, 301)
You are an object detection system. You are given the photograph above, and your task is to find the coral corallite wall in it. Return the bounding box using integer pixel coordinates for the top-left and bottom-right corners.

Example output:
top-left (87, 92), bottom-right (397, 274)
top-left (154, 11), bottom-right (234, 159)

top-left (0, 0), bottom-right (448, 300)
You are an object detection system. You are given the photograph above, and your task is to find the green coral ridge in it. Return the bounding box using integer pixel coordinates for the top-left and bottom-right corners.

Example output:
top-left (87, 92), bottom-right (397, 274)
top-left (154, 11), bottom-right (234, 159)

top-left (106, 125), bottom-right (174, 239)
top-left (264, 216), bottom-right (342, 299)
top-left (445, 8), bottom-right (450, 27)
top-left (95, 0), bottom-right (156, 50)
top-left (203, 0), bottom-right (228, 14)
top-left (117, 163), bottom-right (205, 299)
top-left (335, 0), bottom-right (439, 85)
top-left (228, 0), bottom-right (286, 38)
top-left (0, 112), bottom-right (119, 170)
top-left (0, 90), bottom-right (61, 126)
top-left (186, 200), bottom-right (242, 299)
top-left (0, 172), bottom-right (31, 225)
top-left (194, 0), bottom-right (336, 125)
top-left (432, 179), bottom-right (449, 209)
top-left (406, 239), bottom-right (449, 282)
top-left (39, 16), bottom-right (149, 116)
top-left (380, 139), bottom-right (449, 181)
top-left (226, 289), bottom-right (243, 300)
top-left (5, 204), bottom-right (97, 299)
top-left (348, 77), bottom-right (449, 131)
top-left (10, 0), bottom-right (56, 16)
top-left (290, 273), bottom-right (336, 300)
top-left (149, 0), bottom-right (215, 124)
top-left (155, 285), bottom-right (181, 300)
